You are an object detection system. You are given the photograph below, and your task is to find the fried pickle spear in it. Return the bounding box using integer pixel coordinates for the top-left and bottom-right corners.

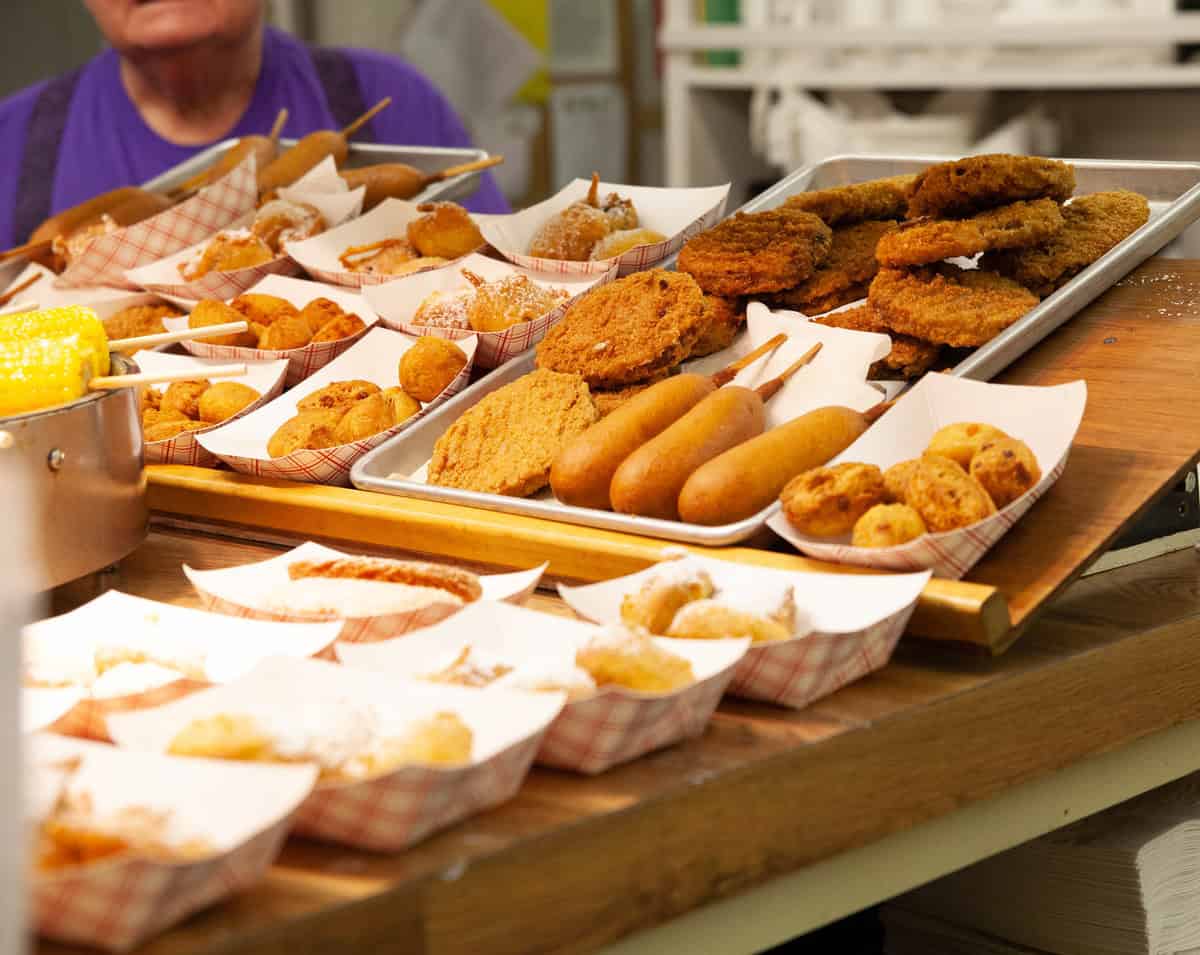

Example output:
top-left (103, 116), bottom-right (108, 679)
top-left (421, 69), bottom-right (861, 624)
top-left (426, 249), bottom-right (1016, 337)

top-left (982, 190), bottom-right (1150, 296)
top-left (812, 303), bottom-right (941, 381)
top-left (783, 174), bottom-right (917, 226)
top-left (907, 154), bottom-right (1075, 219)
top-left (875, 199), bottom-right (1064, 268)
top-left (766, 219), bottom-right (896, 313)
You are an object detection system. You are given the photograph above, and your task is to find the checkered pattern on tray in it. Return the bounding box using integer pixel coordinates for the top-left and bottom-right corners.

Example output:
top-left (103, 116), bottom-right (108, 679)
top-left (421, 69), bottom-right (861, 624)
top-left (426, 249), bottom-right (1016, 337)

top-left (33, 818), bottom-right (290, 952)
top-left (293, 734), bottom-right (542, 850)
top-left (48, 679), bottom-right (208, 744)
top-left (57, 160), bottom-right (258, 290)
top-left (180, 322), bottom-right (372, 387)
top-left (202, 346), bottom-right (472, 484)
top-left (497, 199), bottom-right (727, 278)
top-left (784, 454), bottom-right (1069, 580)
top-left (535, 663), bottom-right (737, 775)
top-left (144, 372), bottom-right (287, 467)
top-left (136, 254), bottom-right (301, 302)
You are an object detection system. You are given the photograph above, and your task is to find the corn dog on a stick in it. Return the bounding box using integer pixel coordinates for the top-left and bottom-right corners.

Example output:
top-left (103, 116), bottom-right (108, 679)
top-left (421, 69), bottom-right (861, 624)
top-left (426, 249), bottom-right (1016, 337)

top-left (0, 306), bottom-right (110, 416)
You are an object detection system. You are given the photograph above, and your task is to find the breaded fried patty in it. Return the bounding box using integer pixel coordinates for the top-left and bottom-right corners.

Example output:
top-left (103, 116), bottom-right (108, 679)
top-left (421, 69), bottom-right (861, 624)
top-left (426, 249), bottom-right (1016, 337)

top-left (906, 154), bottom-right (1075, 219)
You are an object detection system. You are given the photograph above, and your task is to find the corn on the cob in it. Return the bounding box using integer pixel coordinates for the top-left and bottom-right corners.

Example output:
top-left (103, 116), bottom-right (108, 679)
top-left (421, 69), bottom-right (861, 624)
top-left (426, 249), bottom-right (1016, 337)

top-left (0, 306), bottom-right (111, 417)
top-left (0, 305), bottom-right (109, 379)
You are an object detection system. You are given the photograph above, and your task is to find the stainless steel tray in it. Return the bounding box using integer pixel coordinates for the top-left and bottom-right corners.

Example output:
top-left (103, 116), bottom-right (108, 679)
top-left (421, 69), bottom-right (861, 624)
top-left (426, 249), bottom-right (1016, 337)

top-left (143, 140), bottom-right (490, 205)
top-left (739, 154), bottom-right (1200, 381)
top-left (351, 350), bottom-right (779, 546)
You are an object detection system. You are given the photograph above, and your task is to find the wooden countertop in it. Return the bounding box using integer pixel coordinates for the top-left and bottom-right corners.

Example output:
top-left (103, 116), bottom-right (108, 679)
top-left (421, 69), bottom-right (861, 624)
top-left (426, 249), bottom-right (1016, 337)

top-left (38, 524), bottom-right (1200, 955)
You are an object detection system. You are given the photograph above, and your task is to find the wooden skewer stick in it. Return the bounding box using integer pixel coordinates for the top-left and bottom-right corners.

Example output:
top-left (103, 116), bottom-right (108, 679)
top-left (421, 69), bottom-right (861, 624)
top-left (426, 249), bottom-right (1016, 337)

top-left (711, 333), bottom-right (787, 387)
top-left (107, 321), bottom-right (249, 352)
top-left (422, 155), bottom-right (505, 185)
top-left (0, 272), bottom-right (43, 308)
top-left (341, 98), bottom-right (392, 140)
top-left (862, 399), bottom-right (894, 424)
top-left (88, 363), bottom-right (248, 391)
top-left (267, 107), bottom-right (289, 143)
top-left (755, 342), bottom-right (823, 402)
top-left (0, 300), bottom-right (38, 317)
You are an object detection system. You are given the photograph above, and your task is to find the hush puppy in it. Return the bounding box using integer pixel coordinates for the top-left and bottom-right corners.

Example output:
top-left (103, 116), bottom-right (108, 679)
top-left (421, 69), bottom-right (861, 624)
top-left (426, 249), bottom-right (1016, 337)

top-left (399, 337), bottom-right (468, 402)
top-left (851, 504), bottom-right (927, 548)
top-left (906, 455), bottom-right (996, 532)
top-left (925, 421), bottom-right (1009, 469)
top-left (781, 462), bottom-right (886, 538)
top-left (969, 437), bottom-right (1041, 508)
top-left (197, 381), bottom-right (261, 424)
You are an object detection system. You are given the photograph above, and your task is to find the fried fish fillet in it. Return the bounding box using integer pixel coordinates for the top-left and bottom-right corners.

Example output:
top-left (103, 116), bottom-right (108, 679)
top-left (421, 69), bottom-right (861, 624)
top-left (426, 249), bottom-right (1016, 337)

top-left (868, 265), bottom-right (1038, 348)
top-left (875, 199), bottom-right (1064, 267)
top-left (536, 270), bottom-right (706, 388)
top-left (676, 209), bottom-right (832, 296)
top-left (428, 369), bottom-right (597, 497)
top-left (766, 219), bottom-right (896, 313)
top-left (981, 190), bottom-right (1150, 296)
top-left (812, 303), bottom-right (941, 381)
top-left (907, 154), bottom-right (1075, 219)
top-left (783, 175), bottom-right (917, 226)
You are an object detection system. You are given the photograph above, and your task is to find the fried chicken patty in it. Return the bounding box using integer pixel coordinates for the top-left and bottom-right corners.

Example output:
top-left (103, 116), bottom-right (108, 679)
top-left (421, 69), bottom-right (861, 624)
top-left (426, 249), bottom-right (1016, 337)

top-left (766, 219), bottom-right (896, 313)
top-left (783, 174), bottom-right (917, 226)
top-left (875, 199), bottom-right (1064, 267)
top-left (906, 154), bottom-right (1075, 219)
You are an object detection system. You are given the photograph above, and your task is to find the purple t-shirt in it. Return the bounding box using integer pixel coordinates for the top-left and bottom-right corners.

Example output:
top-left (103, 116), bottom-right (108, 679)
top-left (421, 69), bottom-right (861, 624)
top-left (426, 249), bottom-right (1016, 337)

top-left (0, 27), bottom-right (508, 247)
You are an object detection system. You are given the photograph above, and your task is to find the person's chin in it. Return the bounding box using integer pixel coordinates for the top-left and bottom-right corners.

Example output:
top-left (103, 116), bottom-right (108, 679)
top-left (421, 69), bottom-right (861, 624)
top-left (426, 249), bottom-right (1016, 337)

top-left (123, 0), bottom-right (222, 50)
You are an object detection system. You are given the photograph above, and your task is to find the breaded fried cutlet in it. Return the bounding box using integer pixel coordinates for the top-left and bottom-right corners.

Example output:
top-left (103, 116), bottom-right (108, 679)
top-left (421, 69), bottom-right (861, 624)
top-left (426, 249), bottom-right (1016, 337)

top-left (535, 270), bottom-right (706, 388)
top-left (875, 199), bottom-right (1064, 268)
top-left (691, 295), bottom-right (745, 357)
top-left (812, 303), bottom-right (942, 381)
top-left (907, 154), bottom-right (1075, 219)
top-left (783, 175), bottom-right (917, 226)
top-left (676, 209), bottom-right (832, 297)
top-left (982, 190), bottom-right (1150, 297)
top-left (590, 369), bottom-right (674, 418)
top-left (868, 265), bottom-right (1038, 348)
top-left (428, 369), bottom-right (597, 497)
top-left (766, 219), bottom-right (896, 313)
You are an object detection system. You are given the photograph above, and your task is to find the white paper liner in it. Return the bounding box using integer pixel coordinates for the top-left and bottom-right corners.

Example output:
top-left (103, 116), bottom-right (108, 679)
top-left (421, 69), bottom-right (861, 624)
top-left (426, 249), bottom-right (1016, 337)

top-left (106, 656), bottom-right (563, 851)
top-left (363, 251), bottom-right (619, 369)
top-left (184, 540), bottom-right (545, 643)
top-left (337, 600), bottom-right (749, 774)
top-left (135, 353), bottom-right (288, 467)
top-left (30, 733), bottom-right (316, 952)
top-left (767, 375), bottom-right (1088, 579)
top-left (558, 554), bottom-right (929, 709)
top-left (160, 274), bottom-right (382, 386)
top-left (22, 590), bottom-right (342, 741)
top-left (286, 197), bottom-right (476, 289)
top-left (196, 326), bottom-right (476, 484)
top-left (475, 179), bottom-right (730, 277)
top-left (2, 263), bottom-right (163, 319)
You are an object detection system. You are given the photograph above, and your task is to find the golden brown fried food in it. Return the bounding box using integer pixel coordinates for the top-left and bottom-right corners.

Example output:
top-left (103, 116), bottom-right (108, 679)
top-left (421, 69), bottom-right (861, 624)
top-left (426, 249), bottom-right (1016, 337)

top-left (600, 190), bottom-right (638, 232)
top-left (463, 270), bottom-right (569, 333)
top-left (251, 199), bottom-right (324, 251)
top-left (851, 503), bottom-right (927, 548)
top-left (230, 293), bottom-right (300, 329)
top-left (167, 713), bottom-right (274, 761)
top-left (907, 154), bottom-right (1076, 219)
top-left (677, 208), bottom-right (832, 297)
top-left (576, 626), bottom-right (694, 693)
top-left (267, 409), bottom-right (344, 457)
top-left (883, 459), bottom-right (921, 504)
top-left (868, 264), bottom-right (1038, 348)
top-left (298, 380), bottom-right (381, 413)
top-left (876, 199), bottom-right (1065, 268)
top-left (812, 304), bottom-right (942, 381)
top-left (334, 393), bottom-right (394, 444)
top-left (535, 270), bottom-right (707, 388)
top-left (381, 386), bottom-right (421, 425)
top-left (338, 238), bottom-right (445, 276)
top-left (620, 565), bottom-right (714, 634)
top-left (257, 314), bottom-right (313, 350)
top-left (926, 421), bottom-right (1009, 470)
top-left (982, 190), bottom-right (1151, 296)
top-left (780, 462), bottom-right (887, 538)
top-left (144, 418), bottom-right (209, 442)
top-left (295, 297), bottom-right (342, 335)
top-left (411, 288), bottom-right (473, 330)
top-left (690, 295), bottom-right (746, 358)
top-left (103, 304), bottom-right (182, 351)
top-left (142, 406), bottom-right (187, 429)
top-left (784, 174), bottom-right (917, 226)
top-left (350, 712), bottom-right (473, 774)
top-left (590, 228), bottom-right (667, 261)
top-left (666, 599), bottom-right (795, 644)
top-left (906, 455), bottom-right (996, 532)
top-left (969, 437), bottom-right (1041, 508)
top-left (766, 219), bottom-right (896, 313)
top-left (160, 379), bottom-right (211, 419)
top-left (311, 312), bottom-right (367, 343)
top-left (529, 173), bottom-right (616, 261)
top-left (399, 337), bottom-right (467, 402)
top-left (139, 387), bottom-right (161, 415)
top-left (589, 370), bottom-right (674, 418)
top-left (188, 298), bottom-right (257, 347)
top-left (428, 369), bottom-right (597, 497)
top-left (406, 201), bottom-right (484, 259)
top-left (197, 381), bottom-right (261, 424)
top-left (181, 231), bottom-right (274, 280)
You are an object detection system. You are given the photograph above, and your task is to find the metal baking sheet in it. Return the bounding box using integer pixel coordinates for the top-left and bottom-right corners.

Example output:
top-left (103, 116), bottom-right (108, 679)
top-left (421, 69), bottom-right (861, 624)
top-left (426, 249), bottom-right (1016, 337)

top-left (738, 154), bottom-right (1200, 381)
top-left (351, 350), bottom-right (781, 546)
top-left (142, 140), bottom-right (490, 204)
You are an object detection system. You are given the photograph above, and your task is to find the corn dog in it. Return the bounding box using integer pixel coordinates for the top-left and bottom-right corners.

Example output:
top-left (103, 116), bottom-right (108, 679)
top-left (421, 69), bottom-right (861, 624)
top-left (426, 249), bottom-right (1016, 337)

top-left (26, 186), bottom-right (144, 245)
top-left (172, 109), bottom-right (288, 196)
top-left (339, 156), bottom-right (506, 210)
top-left (257, 98), bottom-right (391, 197)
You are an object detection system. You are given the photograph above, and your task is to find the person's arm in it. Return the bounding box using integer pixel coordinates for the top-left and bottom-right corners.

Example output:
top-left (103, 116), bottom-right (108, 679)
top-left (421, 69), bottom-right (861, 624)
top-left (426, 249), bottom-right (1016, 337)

top-left (346, 50), bottom-right (511, 213)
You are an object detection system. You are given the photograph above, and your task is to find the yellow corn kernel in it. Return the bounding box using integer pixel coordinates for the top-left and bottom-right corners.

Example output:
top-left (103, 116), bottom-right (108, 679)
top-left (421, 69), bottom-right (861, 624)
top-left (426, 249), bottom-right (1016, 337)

top-left (0, 335), bottom-right (91, 417)
top-left (0, 305), bottom-right (109, 379)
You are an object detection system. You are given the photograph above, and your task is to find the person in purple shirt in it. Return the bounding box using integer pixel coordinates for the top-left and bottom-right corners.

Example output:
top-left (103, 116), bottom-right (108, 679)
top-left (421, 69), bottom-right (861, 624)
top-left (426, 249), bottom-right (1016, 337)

top-left (0, 0), bottom-right (509, 248)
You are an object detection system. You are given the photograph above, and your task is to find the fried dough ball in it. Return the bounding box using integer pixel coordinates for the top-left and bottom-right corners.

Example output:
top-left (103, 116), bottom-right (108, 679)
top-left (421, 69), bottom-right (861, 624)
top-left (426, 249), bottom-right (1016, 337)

top-left (781, 463), bottom-right (886, 538)
top-left (399, 337), bottom-right (468, 402)
top-left (298, 380), bottom-right (381, 413)
top-left (666, 600), bottom-right (793, 644)
top-left (334, 393), bottom-right (394, 444)
top-left (925, 422), bottom-right (1009, 470)
top-left (883, 459), bottom-right (922, 504)
top-left (381, 386), bottom-right (421, 425)
top-left (969, 437), bottom-right (1041, 508)
top-left (529, 174), bottom-right (629, 261)
top-left (464, 270), bottom-right (568, 333)
top-left (231, 293), bottom-right (299, 329)
top-left (167, 714), bottom-right (274, 761)
top-left (188, 299), bottom-right (257, 347)
top-left (297, 297), bottom-right (343, 335)
top-left (620, 566), bottom-right (715, 634)
top-left (139, 387), bottom-right (161, 415)
top-left (406, 202), bottom-right (484, 260)
top-left (907, 455), bottom-right (997, 532)
top-left (267, 409), bottom-right (343, 457)
top-left (257, 314), bottom-right (313, 351)
top-left (198, 381), bottom-right (261, 424)
top-left (851, 504), bottom-right (927, 548)
top-left (411, 288), bottom-right (473, 330)
top-left (575, 626), bottom-right (694, 694)
top-left (182, 231), bottom-right (274, 280)
top-left (590, 227), bottom-right (665, 261)
top-left (144, 418), bottom-right (209, 442)
top-left (311, 312), bottom-right (367, 344)
top-left (160, 379), bottom-right (212, 419)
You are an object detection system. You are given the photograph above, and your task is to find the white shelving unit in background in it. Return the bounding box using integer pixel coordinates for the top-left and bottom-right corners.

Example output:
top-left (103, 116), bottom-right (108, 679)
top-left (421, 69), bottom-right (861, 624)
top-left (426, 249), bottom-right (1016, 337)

top-left (659, 1), bottom-right (1200, 188)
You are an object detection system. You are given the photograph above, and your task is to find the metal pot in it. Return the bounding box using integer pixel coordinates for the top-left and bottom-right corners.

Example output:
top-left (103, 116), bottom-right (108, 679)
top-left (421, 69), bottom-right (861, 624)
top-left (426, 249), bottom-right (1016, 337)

top-left (0, 355), bottom-right (146, 591)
